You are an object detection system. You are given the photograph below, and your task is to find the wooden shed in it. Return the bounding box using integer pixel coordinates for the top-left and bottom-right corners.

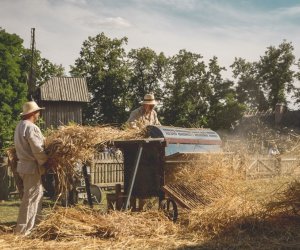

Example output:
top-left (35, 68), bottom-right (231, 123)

top-left (37, 77), bottom-right (90, 129)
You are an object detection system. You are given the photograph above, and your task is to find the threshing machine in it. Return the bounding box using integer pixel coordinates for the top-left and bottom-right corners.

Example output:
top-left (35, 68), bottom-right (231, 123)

top-left (109, 125), bottom-right (222, 221)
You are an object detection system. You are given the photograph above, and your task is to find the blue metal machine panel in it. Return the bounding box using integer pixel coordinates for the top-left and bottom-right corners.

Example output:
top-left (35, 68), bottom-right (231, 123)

top-left (147, 125), bottom-right (222, 156)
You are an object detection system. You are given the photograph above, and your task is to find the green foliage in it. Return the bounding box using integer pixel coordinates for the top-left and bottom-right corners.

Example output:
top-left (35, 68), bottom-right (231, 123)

top-left (257, 41), bottom-right (296, 109)
top-left (20, 49), bottom-right (65, 98)
top-left (127, 47), bottom-right (168, 108)
top-left (0, 28), bottom-right (27, 153)
top-left (70, 33), bottom-right (130, 124)
top-left (162, 50), bottom-right (210, 127)
top-left (231, 41), bottom-right (298, 111)
top-left (231, 58), bottom-right (268, 111)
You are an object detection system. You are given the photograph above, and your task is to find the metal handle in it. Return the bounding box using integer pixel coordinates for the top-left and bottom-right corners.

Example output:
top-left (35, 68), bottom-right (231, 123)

top-left (125, 144), bottom-right (143, 210)
top-left (82, 164), bottom-right (93, 208)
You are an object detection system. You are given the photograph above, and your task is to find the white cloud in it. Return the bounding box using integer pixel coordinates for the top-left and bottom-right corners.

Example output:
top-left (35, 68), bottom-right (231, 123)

top-left (81, 16), bottom-right (131, 29)
top-left (273, 5), bottom-right (300, 17)
top-left (0, 0), bottom-right (299, 86)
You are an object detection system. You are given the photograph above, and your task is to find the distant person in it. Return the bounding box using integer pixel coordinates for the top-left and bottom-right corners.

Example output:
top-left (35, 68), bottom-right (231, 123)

top-left (268, 142), bottom-right (280, 156)
top-left (14, 101), bottom-right (48, 236)
top-left (127, 93), bottom-right (161, 129)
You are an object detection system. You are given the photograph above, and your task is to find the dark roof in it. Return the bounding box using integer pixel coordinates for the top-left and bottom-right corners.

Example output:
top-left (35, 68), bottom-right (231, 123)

top-left (40, 77), bottom-right (90, 102)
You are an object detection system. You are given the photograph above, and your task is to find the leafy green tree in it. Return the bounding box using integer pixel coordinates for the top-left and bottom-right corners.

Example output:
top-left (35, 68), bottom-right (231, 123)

top-left (20, 49), bottom-right (65, 98)
top-left (257, 41), bottom-right (296, 109)
top-left (0, 28), bottom-right (27, 153)
top-left (208, 80), bottom-right (245, 129)
top-left (291, 59), bottom-right (300, 106)
top-left (70, 33), bottom-right (130, 124)
top-left (231, 57), bottom-right (268, 111)
top-left (127, 47), bottom-right (167, 108)
top-left (207, 57), bottom-right (245, 129)
top-left (161, 50), bottom-right (210, 127)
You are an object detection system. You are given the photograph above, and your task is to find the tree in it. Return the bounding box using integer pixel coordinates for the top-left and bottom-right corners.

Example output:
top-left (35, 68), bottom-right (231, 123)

top-left (257, 41), bottom-right (296, 109)
top-left (207, 57), bottom-right (245, 129)
top-left (127, 47), bottom-right (167, 109)
top-left (70, 33), bottom-right (130, 124)
top-left (231, 57), bottom-right (268, 111)
top-left (20, 49), bottom-right (65, 98)
top-left (0, 28), bottom-right (27, 153)
top-left (161, 50), bottom-right (210, 127)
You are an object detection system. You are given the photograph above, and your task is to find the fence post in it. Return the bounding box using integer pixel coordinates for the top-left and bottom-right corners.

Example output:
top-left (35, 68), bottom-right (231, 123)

top-left (0, 158), bottom-right (9, 201)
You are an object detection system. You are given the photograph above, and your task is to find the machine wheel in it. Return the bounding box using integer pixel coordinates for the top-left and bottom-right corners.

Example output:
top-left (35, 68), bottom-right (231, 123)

top-left (83, 184), bottom-right (102, 205)
top-left (160, 198), bottom-right (178, 222)
top-left (90, 184), bottom-right (102, 204)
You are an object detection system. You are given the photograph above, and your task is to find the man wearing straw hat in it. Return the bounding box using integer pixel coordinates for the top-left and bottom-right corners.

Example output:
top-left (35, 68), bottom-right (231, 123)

top-left (14, 101), bottom-right (48, 235)
top-left (127, 93), bottom-right (161, 129)
top-left (127, 94), bottom-right (160, 210)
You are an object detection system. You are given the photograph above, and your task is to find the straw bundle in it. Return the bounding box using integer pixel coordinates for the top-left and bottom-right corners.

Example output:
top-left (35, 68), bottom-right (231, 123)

top-left (165, 153), bottom-right (245, 206)
top-left (6, 124), bottom-right (146, 196)
top-left (21, 206), bottom-right (193, 249)
top-left (31, 206), bottom-right (178, 240)
top-left (266, 180), bottom-right (300, 215)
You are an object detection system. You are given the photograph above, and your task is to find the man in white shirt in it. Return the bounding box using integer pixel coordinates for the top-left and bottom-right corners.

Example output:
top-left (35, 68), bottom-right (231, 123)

top-left (127, 93), bottom-right (161, 129)
top-left (14, 101), bottom-right (48, 235)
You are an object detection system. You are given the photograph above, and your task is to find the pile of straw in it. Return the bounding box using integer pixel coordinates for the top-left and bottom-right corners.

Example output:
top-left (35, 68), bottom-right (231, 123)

top-left (7, 125), bottom-right (146, 195)
top-left (2, 125), bottom-right (300, 249)
top-left (165, 153), bottom-right (246, 207)
top-left (32, 207), bottom-right (178, 240)
top-left (266, 180), bottom-right (300, 215)
top-left (1, 162), bottom-right (299, 249)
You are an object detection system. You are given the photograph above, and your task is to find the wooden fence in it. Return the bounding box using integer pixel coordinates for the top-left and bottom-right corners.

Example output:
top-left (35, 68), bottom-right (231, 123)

top-left (246, 156), bottom-right (300, 178)
top-left (90, 152), bottom-right (124, 189)
top-left (2, 153), bottom-right (300, 200)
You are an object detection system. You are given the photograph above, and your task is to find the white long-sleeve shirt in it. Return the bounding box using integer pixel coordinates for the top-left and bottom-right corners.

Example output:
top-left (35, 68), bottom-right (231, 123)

top-left (127, 106), bottom-right (161, 129)
top-left (14, 120), bottom-right (48, 174)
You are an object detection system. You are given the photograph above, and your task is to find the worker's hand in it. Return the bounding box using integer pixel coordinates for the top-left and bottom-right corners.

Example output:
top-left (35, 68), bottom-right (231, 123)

top-left (130, 122), bottom-right (139, 129)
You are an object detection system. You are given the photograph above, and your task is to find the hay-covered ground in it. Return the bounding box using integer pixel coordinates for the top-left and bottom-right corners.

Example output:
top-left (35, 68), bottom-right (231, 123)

top-left (1, 125), bottom-right (300, 249)
top-left (0, 177), bottom-right (299, 250)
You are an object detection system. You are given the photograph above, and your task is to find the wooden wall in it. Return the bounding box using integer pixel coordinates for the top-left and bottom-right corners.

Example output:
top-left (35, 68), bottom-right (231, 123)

top-left (39, 101), bottom-right (83, 129)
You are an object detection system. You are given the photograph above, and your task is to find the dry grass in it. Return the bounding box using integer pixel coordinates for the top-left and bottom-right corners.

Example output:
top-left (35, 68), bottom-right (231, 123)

top-left (44, 125), bottom-right (146, 195)
top-left (2, 125), bottom-right (300, 249)
top-left (0, 175), bottom-right (299, 249)
top-left (6, 125), bottom-right (146, 196)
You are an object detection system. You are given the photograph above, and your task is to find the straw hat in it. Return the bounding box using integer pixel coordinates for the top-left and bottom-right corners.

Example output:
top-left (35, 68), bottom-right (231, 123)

top-left (21, 101), bottom-right (45, 116)
top-left (140, 93), bottom-right (157, 105)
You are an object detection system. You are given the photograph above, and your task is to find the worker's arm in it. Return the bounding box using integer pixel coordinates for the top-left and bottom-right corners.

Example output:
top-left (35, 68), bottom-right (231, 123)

top-left (154, 110), bottom-right (161, 125)
top-left (127, 109), bottom-right (139, 129)
top-left (27, 126), bottom-right (48, 166)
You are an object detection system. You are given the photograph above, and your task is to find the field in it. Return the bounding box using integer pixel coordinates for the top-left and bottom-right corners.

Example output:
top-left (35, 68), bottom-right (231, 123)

top-left (0, 173), bottom-right (299, 249)
top-left (1, 125), bottom-right (300, 249)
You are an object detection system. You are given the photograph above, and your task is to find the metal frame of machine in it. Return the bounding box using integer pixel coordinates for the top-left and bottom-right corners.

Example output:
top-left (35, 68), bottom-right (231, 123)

top-left (109, 125), bottom-right (222, 220)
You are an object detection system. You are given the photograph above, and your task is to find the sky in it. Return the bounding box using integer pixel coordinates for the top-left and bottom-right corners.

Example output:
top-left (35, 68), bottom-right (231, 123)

top-left (1, 0), bottom-right (300, 81)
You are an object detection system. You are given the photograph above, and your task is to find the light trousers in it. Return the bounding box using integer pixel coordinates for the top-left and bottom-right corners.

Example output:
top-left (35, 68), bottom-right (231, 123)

top-left (15, 169), bottom-right (43, 235)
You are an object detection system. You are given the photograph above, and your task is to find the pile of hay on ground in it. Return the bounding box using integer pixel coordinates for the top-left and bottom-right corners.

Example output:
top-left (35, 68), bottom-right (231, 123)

top-left (0, 164), bottom-right (299, 249)
top-left (31, 207), bottom-right (179, 240)
top-left (2, 126), bottom-right (300, 249)
top-left (165, 153), bottom-right (299, 240)
top-left (266, 180), bottom-right (300, 215)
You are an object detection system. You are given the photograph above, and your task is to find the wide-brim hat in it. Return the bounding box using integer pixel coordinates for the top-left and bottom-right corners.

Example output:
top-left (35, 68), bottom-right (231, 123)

top-left (140, 93), bottom-right (157, 105)
top-left (21, 101), bottom-right (45, 116)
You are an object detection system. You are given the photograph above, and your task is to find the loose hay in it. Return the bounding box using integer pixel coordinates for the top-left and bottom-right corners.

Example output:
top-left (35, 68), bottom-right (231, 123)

top-left (44, 125), bottom-right (146, 195)
top-left (266, 180), bottom-right (300, 215)
top-left (6, 124), bottom-right (146, 196)
top-left (2, 124), bottom-right (300, 249)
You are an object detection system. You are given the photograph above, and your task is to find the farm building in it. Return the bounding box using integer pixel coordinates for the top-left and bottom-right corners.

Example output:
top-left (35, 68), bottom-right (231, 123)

top-left (36, 77), bottom-right (90, 129)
